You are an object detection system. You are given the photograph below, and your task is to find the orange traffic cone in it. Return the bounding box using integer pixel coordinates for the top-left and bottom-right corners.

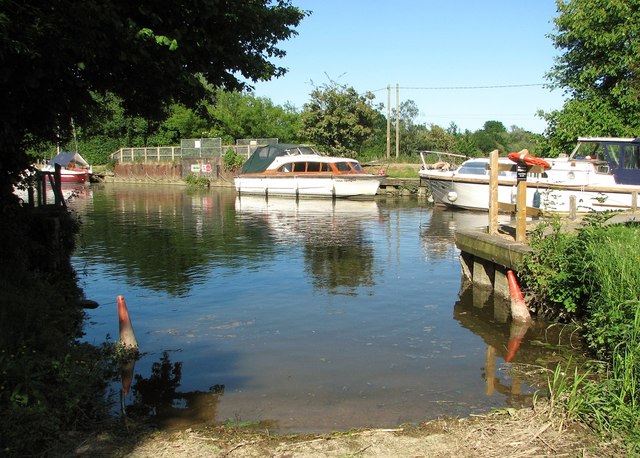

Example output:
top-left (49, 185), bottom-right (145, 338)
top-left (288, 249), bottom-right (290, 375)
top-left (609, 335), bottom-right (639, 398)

top-left (117, 295), bottom-right (138, 349)
top-left (506, 270), bottom-right (531, 323)
top-left (120, 359), bottom-right (136, 397)
top-left (505, 321), bottom-right (530, 362)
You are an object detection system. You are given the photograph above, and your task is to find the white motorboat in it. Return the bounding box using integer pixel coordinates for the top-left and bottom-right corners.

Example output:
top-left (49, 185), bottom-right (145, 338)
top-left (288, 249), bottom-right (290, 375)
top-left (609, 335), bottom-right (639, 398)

top-left (419, 137), bottom-right (640, 213)
top-left (234, 144), bottom-right (384, 199)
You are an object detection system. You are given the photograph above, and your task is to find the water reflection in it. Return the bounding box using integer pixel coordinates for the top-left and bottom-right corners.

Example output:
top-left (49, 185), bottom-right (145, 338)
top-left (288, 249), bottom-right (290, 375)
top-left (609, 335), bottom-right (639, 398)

top-left (75, 184), bottom-right (259, 296)
top-left (420, 208), bottom-right (512, 261)
top-left (127, 352), bottom-right (226, 430)
top-left (70, 186), bottom-right (584, 433)
top-left (453, 283), bottom-right (581, 408)
top-left (235, 196), bottom-right (378, 294)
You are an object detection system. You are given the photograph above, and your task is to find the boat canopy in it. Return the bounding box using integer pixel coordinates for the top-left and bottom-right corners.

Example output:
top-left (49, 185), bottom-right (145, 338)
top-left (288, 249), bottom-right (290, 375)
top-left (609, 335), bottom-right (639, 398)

top-left (572, 137), bottom-right (640, 185)
top-left (241, 144), bottom-right (318, 174)
top-left (48, 151), bottom-right (90, 168)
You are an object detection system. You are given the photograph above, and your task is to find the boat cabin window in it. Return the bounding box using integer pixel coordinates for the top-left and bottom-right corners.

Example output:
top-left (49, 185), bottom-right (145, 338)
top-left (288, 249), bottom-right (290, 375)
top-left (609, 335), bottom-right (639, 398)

top-left (623, 144), bottom-right (640, 170)
top-left (278, 161), bottom-right (332, 172)
top-left (306, 162), bottom-right (321, 172)
top-left (458, 162), bottom-right (490, 175)
top-left (335, 162), bottom-right (354, 172)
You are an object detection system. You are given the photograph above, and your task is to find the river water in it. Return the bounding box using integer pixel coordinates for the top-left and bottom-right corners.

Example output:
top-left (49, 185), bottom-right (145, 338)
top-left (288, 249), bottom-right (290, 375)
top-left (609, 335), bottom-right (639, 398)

top-left (69, 183), bottom-right (575, 433)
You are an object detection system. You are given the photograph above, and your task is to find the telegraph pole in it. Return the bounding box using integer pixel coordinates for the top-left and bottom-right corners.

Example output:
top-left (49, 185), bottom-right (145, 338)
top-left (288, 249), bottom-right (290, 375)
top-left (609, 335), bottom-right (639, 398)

top-left (395, 83), bottom-right (400, 158)
top-left (386, 85), bottom-right (391, 159)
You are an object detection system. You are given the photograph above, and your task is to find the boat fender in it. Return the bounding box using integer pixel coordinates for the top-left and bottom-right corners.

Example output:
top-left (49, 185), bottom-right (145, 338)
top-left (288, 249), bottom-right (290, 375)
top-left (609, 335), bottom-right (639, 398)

top-left (447, 191), bottom-right (458, 202)
top-left (533, 189), bottom-right (541, 208)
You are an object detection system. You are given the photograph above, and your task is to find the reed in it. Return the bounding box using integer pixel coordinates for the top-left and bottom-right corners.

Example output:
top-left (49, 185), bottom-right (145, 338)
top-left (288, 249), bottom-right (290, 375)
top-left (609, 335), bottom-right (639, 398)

top-left (528, 220), bottom-right (640, 449)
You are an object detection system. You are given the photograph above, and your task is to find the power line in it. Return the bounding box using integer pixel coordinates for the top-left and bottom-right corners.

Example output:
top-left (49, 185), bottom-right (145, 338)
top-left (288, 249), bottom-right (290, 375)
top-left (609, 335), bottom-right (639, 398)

top-left (370, 83), bottom-right (545, 92)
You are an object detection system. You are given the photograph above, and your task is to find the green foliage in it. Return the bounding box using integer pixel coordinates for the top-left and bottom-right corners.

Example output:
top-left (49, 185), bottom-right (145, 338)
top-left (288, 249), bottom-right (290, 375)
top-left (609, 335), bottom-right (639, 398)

top-left (579, 225), bottom-right (640, 356)
top-left (183, 173), bottom-right (210, 187)
top-left (223, 148), bottom-right (245, 171)
top-left (0, 0), bottom-right (307, 197)
top-left (542, 0), bottom-right (640, 142)
top-left (525, 217), bottom-right (640, 449)
top-left (0, 207), bottom-right (114, 455)
top-left (208, 90), bottom-right (303, 143)
top-left (521, 217), bottom-right (587, 317)
top-left (301, 81), bottom-right (382, 157)
top-left (548, 307), bottom-right (640, 449)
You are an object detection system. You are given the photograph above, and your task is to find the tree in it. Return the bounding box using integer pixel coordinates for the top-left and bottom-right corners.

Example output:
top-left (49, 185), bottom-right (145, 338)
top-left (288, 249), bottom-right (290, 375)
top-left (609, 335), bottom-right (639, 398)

top-left (300, 82), bottom-right (381, 157)
top-left (472, 120), bottom-right (509, 154)
top-left (392, 100), bottom-right (425, 156)
top-left (0, 0), bottom-right (307, 202)
top-left (207, 90), bottom-right (302, 143)
top-left (422, 124), bottom-right (457, 153)
top-left (542, 0), bottom-right (640, 147)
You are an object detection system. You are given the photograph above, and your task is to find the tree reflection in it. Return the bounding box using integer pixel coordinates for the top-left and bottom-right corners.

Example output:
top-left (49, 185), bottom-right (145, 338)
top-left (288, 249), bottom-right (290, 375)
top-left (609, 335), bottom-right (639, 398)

top-left (235, 196), bottom-right (379, 294)
top-left (74, 186), bottom-right (274, 296)
top-left (128, 352), bottom-right (224, 429)
top-left (304, 243), bottom-right (375, 295)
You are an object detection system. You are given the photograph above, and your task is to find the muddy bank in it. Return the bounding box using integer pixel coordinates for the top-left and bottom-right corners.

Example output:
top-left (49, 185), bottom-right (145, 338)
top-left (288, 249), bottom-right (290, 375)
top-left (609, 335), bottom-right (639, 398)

top-left (55, 401), bottom-right (623, 457)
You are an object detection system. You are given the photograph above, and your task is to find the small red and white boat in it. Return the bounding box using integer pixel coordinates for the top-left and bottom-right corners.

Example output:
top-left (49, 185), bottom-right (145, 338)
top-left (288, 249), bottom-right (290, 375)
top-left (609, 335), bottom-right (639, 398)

top-left (41, 151), bottom-right (92, 183)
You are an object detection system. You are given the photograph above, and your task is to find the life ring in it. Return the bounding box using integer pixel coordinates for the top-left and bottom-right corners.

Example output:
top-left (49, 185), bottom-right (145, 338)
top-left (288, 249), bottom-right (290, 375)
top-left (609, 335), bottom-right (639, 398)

top-left (507, 152), bottom-right (551, 169)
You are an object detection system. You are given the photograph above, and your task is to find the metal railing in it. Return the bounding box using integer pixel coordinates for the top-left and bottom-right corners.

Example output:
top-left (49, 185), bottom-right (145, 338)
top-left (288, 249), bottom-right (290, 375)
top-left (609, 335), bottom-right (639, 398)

top-left (111, 138), bottom-right (280, 163)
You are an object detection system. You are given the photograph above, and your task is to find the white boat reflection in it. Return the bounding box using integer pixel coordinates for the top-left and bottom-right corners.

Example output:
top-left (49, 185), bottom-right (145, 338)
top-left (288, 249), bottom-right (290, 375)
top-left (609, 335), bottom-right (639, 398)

top-left (235, 195), bottom-right (380, 216)
top-left (235, 195), bottom-right (380, 246)
top-left (420, 208), bottom-right (512, 261)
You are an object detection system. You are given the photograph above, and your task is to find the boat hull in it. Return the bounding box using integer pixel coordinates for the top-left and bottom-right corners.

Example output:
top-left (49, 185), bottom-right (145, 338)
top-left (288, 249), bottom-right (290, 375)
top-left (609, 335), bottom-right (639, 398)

top-left (234, 174), bottom-right (382, 199)
top-left (59, 169), bottom-right (89, 183)
top-left (422, 173), bottom-right (640, 213)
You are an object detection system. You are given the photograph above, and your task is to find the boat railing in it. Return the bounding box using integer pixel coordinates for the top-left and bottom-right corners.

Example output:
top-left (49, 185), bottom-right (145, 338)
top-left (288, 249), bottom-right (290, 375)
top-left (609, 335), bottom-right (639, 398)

top-left (419, 150), bottom-right (468, 171)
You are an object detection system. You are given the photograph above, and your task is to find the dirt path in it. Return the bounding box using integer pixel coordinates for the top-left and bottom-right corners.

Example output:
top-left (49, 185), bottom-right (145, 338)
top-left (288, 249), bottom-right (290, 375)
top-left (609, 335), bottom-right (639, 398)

top-left (61, 402), bottom-right (624, 457)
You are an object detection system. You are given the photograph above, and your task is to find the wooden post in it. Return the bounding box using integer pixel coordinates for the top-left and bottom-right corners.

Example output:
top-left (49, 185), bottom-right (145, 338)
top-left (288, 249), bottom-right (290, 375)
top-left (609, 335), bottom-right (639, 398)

top-left (488, 150), bottom-right (499, 235)
top-left (386, 85), bottom-right (391, 159)
top-left (515, 178), bottom-right (527, 243)
top-left (569, 195), bottom-right (577, 220)
top-left (36, 172), bottom-right (44, 206)
top-left (395, 83), bottom-right (400, 159)
top-left (632, 191), bottom-right (638, 213)
top-left (53, 164), bottom-right (65, 207)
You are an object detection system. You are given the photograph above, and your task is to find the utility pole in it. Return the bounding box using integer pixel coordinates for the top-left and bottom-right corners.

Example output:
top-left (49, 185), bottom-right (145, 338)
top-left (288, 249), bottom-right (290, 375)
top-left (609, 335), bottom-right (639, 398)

top-left (386, 85), bottom-right (391, 159)
top-left (395, 83), bottom-right (400, 158)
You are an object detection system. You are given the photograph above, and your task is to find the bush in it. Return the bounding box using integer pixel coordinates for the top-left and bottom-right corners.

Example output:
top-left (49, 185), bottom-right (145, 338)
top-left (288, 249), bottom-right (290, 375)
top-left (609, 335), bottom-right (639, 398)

top-left (183, 173), bottom-right (210, 187)
top-left (0, 205), bottom-right (113, 456)
top-left (223, 148), bottom-right (244, 170)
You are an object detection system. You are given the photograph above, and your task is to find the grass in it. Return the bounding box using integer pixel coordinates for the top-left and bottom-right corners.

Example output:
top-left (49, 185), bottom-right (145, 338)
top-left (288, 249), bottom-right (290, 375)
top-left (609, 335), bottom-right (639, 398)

top-left (525, 218), bottom-right (640, 451)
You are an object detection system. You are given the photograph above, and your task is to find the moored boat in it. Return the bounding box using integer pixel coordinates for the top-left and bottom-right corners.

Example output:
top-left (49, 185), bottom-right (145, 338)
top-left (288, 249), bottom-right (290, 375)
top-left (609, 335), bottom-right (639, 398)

top-left (41, 151), bottom-right (92, 183)
top-left (234, 144), bottom-right (384, 199)
top-left (419, 137), bottom-right (640, 213)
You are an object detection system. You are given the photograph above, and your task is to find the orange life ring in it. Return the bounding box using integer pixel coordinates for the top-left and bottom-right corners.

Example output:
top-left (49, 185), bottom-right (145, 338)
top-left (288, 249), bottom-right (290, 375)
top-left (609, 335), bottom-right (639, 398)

top-left (507, 152), bottom-right (551, 169)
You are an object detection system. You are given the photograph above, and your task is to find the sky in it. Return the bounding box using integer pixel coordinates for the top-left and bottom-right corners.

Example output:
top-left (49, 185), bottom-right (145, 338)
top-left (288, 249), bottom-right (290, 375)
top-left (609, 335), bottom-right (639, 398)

top-left (249, 0), bottom-right (566, 134)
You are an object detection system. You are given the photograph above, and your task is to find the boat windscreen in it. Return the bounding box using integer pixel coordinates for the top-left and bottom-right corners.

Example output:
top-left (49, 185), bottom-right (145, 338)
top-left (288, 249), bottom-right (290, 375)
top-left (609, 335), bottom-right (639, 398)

top-left (241, 144), bottom-right (315, 173)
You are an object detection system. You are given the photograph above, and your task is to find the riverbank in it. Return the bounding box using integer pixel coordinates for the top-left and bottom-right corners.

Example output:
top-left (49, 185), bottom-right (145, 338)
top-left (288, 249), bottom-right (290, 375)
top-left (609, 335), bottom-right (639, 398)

top-left (53, 400), bottom-right (623, 457)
